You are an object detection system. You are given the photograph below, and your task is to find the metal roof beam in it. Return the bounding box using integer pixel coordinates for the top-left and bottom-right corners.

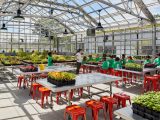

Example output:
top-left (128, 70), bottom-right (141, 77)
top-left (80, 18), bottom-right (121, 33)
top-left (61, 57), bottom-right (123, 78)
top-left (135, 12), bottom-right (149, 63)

top-left (95, 0), bottom-right (150, 22)
top-left (36, 0), bottom-right (97, 26)
top-left (133, 0), bottom-right (156, 23)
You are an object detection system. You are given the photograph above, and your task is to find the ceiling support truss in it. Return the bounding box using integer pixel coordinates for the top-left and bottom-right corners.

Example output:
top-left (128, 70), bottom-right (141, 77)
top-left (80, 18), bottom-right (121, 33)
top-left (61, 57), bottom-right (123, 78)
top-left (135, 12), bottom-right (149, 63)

top-left (133, 0), bottom-right (156, 23)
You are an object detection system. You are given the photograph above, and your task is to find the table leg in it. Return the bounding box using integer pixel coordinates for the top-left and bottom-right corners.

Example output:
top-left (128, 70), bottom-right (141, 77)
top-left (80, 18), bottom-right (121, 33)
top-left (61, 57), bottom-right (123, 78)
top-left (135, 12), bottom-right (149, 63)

top-left (122, 71), bottom-right (125, 88)
top-left (109, 82), bottom-right (112, 97)
top-left (67, 90), bottom-right (72, 120)
top-left (50, 92), bottom-right (53, 109)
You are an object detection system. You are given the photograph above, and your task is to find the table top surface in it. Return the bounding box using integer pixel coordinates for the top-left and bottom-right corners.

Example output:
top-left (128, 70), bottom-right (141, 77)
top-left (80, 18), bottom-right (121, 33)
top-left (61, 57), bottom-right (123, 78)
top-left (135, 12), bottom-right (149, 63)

top-left (115, 68), bottom-right (157, 74)
top-left (83, 64), bottom-right (100, 67)
top-left (11, 65), bottom-right (76, 75)
top-left (114, 106), bottom-right (147, 120)
top-left (37, 73), bottom-right (122, 92)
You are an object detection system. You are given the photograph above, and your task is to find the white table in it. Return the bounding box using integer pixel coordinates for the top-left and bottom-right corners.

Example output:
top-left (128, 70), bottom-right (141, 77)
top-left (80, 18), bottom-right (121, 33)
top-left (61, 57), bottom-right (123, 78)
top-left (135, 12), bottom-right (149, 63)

top-left (115, 68), bottom-right (157, 84)
top-left (8, 65), bottom-right (76, 75)
top-left (114, 106), bottom-right (147, 120)
top-left (116, 68), bottom-right (157, 75)
top-left (37, 73), bottom-right (122, 108)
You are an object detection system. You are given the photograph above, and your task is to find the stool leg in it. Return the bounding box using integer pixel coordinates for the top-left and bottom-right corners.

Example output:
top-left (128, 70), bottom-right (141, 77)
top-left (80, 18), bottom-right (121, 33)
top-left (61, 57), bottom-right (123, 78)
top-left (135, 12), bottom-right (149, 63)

top-left (64, 111), bottom-right (66, 120)
top-left (129, 99), bottom-right (131, 105)
top-left (41, 92), bottom-right (45, 108)
top-left (56, 92), bottom-right (61, 104)
top-left (83, 113), bottom-right (87, 120)
top-left (32, 86), bottom-right (36, 99)
top-left (93, 109), bottom-right (98, 120)
top-left (103, 106), bottom-right (107, 120)
top-left (108, 104), bottom-right (113, 120)
top-left (122, 99), bottom-right (126, 107)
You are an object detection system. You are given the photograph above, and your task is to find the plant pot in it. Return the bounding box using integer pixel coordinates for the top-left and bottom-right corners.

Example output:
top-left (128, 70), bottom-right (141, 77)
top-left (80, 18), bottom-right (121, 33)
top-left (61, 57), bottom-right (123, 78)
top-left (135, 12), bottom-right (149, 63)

top-left (132, 103), bottom-right (138, 109)
top-left (132, 108), bottom-right (138, 114)
top-left (137, 111), bottom-right (145, 117)
top-left (145, 108), bottom-right (152, 115)
top-left (139, 106), bottom-right (145, 112)
top-left (152, 110), bottom-right (160, 118)
top-left (144, 113), bottom-right (154, 120)
top-left (47, 77), bottom-right (75, 87)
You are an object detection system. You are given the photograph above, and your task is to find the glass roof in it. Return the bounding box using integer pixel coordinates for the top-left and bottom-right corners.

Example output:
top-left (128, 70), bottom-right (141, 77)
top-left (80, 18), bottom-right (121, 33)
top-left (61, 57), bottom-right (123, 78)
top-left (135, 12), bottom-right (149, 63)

top-left (0, 0), bottom-right (160, 34)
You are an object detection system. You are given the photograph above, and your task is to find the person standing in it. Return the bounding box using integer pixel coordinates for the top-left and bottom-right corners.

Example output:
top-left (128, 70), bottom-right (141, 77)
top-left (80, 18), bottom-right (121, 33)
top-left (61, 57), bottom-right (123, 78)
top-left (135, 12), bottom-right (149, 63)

top-left (114, 57), bottom-right (122, 69)
top-left (153, 53), bottom-right (160, 66)
top-left (47, 52), bottom-right (53, 66)
top-left (144, 56), bottom-right (151, 65)
top-left (76, 49), bottom-right (83, 74)
top-left (121, 54), bottom-right (126, 68)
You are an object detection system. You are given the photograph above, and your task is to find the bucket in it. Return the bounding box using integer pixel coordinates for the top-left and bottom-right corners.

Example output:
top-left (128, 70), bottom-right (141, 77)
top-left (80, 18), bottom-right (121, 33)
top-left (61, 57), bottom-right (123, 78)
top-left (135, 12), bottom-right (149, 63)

top-left (39, 64), bottom-right (45, 71)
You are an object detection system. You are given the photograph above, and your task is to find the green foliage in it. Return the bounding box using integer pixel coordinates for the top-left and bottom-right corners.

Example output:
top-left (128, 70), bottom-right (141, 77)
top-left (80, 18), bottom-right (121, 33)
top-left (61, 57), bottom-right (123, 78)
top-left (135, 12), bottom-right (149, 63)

top-left (133, 92), bottom-right (160, 112)
top-left (125, 63), bottom-right (143, 71)
top-left (48, 72), bottom-right (76, 81)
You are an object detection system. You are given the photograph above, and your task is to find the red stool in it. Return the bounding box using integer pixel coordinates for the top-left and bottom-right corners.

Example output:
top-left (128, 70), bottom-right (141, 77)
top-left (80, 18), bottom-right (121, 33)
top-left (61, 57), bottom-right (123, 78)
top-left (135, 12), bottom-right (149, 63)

top-left (100, 96), bottom-right (117, 120)
top-left (56, 90), bottom-right (75, 104)
top-left (56, 91), bottom-right (67, 104)
top-left (17, 75), bottom-right (28, 88)
top-left (31, 83), bottom-right (42, 99)
top-left (144, 76), bottom-right (159, 92)
top-left (86, 100), bottom-right (106, 120)
top-left (64, 105), bottom-right (86, 120)
top-left (39, 73), bottom-right (48, 78)
top-left (78, 87), bottom-right (83, 97)
top-left (153, 74), bottom-right (160, 90)
top-left (81, 65), bottom-right (87, 73)
top-left (38, 87), bottom-right (51, 108)
top-left (113, 93), bottom-right (131, 107)
top-left (112, 70), bottom-right (122, 87)
top-left (100, 69), bottom-right (108, 74)
top-left (29, 74), bottom-right (38, 83)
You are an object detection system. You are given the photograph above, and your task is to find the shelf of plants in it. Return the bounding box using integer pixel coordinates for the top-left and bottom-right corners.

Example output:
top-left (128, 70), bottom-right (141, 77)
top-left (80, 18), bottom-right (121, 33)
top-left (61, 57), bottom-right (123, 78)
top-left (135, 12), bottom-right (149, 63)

top-left (125, 63), bottom-right (143, 72)
top-left (0, 56), bottom-right (24, 66)
top-left (19, 65), bottom-right (38, 72)
top-left (47, 72), bottom-right (76, 87)
top-left (132, 92), bottom-right (160, 120)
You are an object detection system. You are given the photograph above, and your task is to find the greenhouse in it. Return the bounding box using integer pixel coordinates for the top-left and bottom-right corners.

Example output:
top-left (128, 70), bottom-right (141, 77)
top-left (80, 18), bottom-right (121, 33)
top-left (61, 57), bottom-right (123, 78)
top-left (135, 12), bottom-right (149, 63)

top-left (0, 0), bottom-right (160, 120)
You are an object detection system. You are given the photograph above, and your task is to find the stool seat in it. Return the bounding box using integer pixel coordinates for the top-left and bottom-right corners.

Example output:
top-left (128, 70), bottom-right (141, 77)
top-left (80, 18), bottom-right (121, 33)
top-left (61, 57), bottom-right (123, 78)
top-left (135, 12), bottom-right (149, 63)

top-left (64, 105), bottom-right (86, 120)
top-left (86, 100), bottom-right (106, 120)
top-left (32, 83), bottom-right (42, 99)
top-left (100, 96), bottom-right (117, 120)
top-left (86, 100), bottom-right (104, 109)
top-left (38, 87), bottom-right (51, 108)
top-left (113, 93), bottom-right (131, 107)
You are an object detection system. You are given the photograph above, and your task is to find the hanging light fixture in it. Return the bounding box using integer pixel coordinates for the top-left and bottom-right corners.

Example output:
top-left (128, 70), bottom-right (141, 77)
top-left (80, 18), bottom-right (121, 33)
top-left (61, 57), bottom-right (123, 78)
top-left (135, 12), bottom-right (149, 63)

top-left (13, 0), bottom-right (25, 21)
top-left (96, 10), bottom-right (103, 30)
top-left (63, 21), bottom-right (68, 34)
top-left (63, 28), bottom-right (68, 34)
top-left (45, 30), bottom-right (49, 37)
top-left (1, 23), bottom-right (7, 31)
top-left (13, 8), bottom-right (25, 21)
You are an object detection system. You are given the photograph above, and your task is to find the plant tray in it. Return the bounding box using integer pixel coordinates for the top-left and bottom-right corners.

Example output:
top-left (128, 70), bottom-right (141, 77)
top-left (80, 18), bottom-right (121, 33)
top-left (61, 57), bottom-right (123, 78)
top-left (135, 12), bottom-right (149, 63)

top-left (144, 64), bottom-right (156, 68)
top-left (22, 60), bottom-right (47, 64)
top-left (86, 62), bottom-right (99, 65)
top-left (1, 61), bottom-right (24, 66)
top-left (125, 68), bottom-right (143, 72)
top-left (53, 60), bottom-right (76, 63)
top-left (19, 67), bottom-right (38, 72)
top-left (47, 77), bottom-right (75, 87)
top-left (132, 103), bottom-right (160, 120)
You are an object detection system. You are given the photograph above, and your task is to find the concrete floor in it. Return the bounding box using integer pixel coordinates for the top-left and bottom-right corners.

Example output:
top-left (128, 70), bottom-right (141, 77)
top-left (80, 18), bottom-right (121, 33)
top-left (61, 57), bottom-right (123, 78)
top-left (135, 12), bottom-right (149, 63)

top-left (0, 69), bottom-right (142, 120)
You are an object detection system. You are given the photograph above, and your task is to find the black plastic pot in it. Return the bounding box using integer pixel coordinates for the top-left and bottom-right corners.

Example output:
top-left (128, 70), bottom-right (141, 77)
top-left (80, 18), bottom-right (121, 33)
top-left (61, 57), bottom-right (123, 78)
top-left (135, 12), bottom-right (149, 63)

top-left (47, 77), bottom-right (75, 87)
top-left (145, 108), bottom-right (152, 115)
top-left (137, 111), bottom-right (145, 117)
top-left (132, 103), bottom-right (138, 109)
top-left (144, 113), bottom-right (154, 120)
top-left (152, 110), bottom-right (160, 118)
